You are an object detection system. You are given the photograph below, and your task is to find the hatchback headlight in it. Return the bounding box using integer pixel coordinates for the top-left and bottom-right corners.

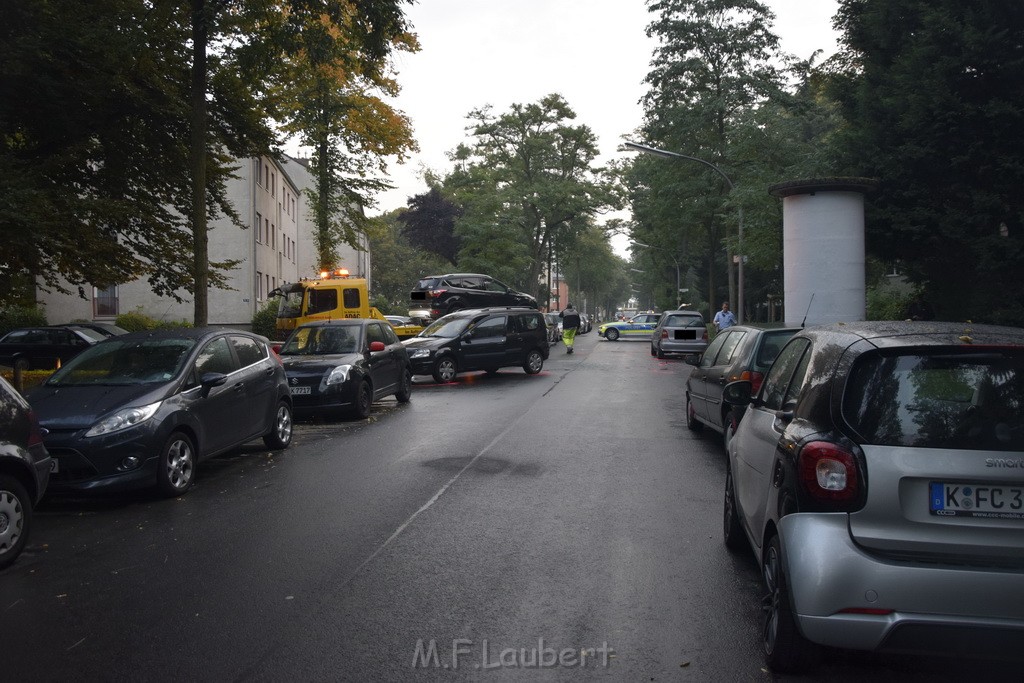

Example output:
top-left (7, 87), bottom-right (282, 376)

top-left (410, 349), bottom-right (432, 359)
top-left (85, 401), bottom-right (162, 438)
top-left (325, 364), bottom-right (353, 386)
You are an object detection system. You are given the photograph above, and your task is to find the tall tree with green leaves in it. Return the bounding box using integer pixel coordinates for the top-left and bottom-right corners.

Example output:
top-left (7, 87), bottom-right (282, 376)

top-left (365, 210), bottom-right (450, 313)
top-left (0, 0), bottom-right (248, 308)
top-left (397, 186), bottom-right (462, 264)
top-left (632, 0), bottom-right (785, 318)
top-left (827, 0), bottom-right (1024, 324)
top-left (442, 94), bottom-right (619, 300)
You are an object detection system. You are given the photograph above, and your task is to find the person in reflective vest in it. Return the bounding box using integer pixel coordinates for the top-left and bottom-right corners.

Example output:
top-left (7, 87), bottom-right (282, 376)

top-left (559, 303), bottom-right (581, 354)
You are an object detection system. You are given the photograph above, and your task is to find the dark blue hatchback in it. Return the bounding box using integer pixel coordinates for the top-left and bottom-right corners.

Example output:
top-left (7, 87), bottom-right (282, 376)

top-left (27, 328), bottom-right (293, 497)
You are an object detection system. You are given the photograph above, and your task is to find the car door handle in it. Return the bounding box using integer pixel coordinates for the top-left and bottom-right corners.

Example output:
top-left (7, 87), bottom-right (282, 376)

top-left (233, 382), bottom-right (245, 392)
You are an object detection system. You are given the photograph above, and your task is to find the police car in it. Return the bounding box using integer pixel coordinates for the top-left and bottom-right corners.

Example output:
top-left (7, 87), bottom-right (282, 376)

top-left (598, 312), bottom-right (662, 341)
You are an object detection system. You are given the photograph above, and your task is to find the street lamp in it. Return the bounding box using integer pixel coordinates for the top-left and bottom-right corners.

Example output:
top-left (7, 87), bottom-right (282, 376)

top-left (624, 141), bottom-right (744, 323)
top-left (631, 240), bottom-right (682, 309)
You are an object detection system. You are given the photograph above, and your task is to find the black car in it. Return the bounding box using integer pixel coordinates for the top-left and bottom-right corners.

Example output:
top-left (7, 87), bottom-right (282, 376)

top-left (403, 307), bottom-right (549, 383)
top-left (410, 273), bottom-right (537, 319)
top-left (0, 325), bottom-right (107, 371)
top-left (0, 376), bottom-right (51, 569)
top-left (685, 325), bottom-right (799, 449)
top-left (56, 322), bottom-right (129, 337)
top-left (27, 328), bottom-right (293, 497)
top-left (276, 319), bottom-right (412, 419)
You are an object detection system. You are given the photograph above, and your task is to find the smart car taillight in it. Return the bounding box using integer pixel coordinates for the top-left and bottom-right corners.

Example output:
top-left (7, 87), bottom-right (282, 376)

top-left (798, 441), bottom-right (859, 505)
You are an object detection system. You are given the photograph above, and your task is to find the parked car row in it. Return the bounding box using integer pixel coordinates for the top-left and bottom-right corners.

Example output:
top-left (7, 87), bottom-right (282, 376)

top-left (682, 319), bottom-right (1024, 674)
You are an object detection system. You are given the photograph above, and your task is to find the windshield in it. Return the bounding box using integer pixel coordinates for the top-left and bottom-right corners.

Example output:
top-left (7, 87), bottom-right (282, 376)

top-left (280, 326), bottom-right (360, 356)
top-left (843, 348), bottom-right (1024, 451)
top-left (275, 283), bottom-right (304, 319)
top-left (420, 317), bottom-right (471, 338)
top-left (46, 338), bottom-right (196, 386)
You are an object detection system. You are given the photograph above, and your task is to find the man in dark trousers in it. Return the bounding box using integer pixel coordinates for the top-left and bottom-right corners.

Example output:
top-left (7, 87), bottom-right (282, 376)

top-left (559, 303), bottom-right (581, 354)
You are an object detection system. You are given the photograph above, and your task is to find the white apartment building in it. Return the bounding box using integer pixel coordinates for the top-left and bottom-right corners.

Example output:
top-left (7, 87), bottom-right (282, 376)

top-left (38, 154), bottom-right (370, 329)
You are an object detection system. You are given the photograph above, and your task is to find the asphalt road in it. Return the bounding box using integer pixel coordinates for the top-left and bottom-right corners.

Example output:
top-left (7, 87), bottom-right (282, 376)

top-left (1, 333), bottom-right (1019, 681)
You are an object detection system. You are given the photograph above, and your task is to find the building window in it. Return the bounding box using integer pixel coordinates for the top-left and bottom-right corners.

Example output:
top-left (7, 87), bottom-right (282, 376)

top-left (256, 271), bottom-right (263, 300)
top-left (94, 285), bottom-right (118, 317)
top-left (255, 211), bottom-right (262, 243)
top-left (272, 223), bottom-right (276, 250)
top-left (256, 159), bottom-right (263, 187)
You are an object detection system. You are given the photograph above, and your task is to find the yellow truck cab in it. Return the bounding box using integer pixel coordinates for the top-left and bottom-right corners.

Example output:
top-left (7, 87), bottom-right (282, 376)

top-left (271, 269), bottom-right (423, 340)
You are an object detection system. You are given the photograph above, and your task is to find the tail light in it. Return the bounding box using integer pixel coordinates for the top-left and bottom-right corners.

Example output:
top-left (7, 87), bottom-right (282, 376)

top-left (701, 329), bottom-right (708, 341)
top-left (739, 370), bottom-right (765, 395)
top-left (797, 441), bottom-right (860, 506)
top-left (428, 289), bottom-right (447, 299)
top-left (27, 410), bottom-right (46, 448)
top-left (661, 330), bottom-right (668, 339)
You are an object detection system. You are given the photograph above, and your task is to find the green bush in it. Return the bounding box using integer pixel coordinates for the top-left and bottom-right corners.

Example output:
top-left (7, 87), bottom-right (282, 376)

top-left (115, 309), bottom-right (192, 332)
top-left (251, 300), bottom-right (282, 340)
top-left (0, 306), bottom-right (48, 336)
top-left (866, 287), bottom-right (911, 321)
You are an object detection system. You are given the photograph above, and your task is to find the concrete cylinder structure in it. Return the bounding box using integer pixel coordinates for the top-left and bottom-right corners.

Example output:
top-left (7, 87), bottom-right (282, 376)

top-left (768, 178), bottom-right (878, 327)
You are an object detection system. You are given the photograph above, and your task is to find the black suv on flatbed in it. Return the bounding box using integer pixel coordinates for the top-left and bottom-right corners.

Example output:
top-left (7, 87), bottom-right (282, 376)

top-left (410, 274), bottom-right (537, 320)
top-left (402, 307), bottom-right (549, 383)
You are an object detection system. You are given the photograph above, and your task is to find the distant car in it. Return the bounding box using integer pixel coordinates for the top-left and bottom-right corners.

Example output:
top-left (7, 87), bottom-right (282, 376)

top-left (684, 325), bottom-right (798, 449)
top-left (0, 325), bottom-right (106, 371)
top-left (409, 273), bottom-right (537, 319)
top-left (650, 310), bottom-right (707, 359)
top-left (277, 319), bottom-right (412, 419)
top-left (27, 328), bottom-right (293, 497)
top-left (598, 312), bottom-right (662, 341)
top-left (721, 321), bottom-right (1024, 673)
top-left (403, 307), bottom-right (549, 383)
top-left (56, 322), bottom-right (129, 337)
top-left (384, 315), bottom-right (424, 340)
top-left (0, 375), bottom-right (51, 569)
top-left (544, 313), bottom-right (562, 343)
top-left (576, 313), bottom-right (592, 334)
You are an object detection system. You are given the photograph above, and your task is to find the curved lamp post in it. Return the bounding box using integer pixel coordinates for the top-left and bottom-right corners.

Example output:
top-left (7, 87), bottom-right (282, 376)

top-left (624, 141), bottom-right (744, 323)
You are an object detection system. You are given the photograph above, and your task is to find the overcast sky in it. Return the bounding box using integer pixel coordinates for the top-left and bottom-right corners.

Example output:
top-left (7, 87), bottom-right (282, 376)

top-left (369, 0), bottom-right (842, 243)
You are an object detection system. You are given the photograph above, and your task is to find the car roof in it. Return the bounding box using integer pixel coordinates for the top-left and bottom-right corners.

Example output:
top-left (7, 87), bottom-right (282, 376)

top-left (113, 326), bottom-right (266, 343)
top-left (297, 319), bottom-right (371, 327)
top-left (800, 320), bottom-right (1024, 349)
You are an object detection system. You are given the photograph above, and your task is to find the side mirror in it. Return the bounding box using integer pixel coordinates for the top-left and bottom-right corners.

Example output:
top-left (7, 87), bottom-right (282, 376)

top-left (722, 380), bottom-right (753, 407)
top-left (368, 341), bottom-right (386, 353)
top-left (199, 371), bottom-right (227, 397)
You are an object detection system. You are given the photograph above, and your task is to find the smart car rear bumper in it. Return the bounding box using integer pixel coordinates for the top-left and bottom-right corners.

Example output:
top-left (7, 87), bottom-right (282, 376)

top-left (778, 513), bottom-right (1024, 655)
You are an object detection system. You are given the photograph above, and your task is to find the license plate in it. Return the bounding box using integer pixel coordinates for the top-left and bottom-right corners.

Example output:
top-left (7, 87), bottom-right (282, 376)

top-left (50, 459), bottom-right (59, 473)
top-left (930, 482), bottom-right (1024, 519)
top-left (291, 386), bottom-right (311, 395)
top-left (673, 330), bottom-right (697, 340)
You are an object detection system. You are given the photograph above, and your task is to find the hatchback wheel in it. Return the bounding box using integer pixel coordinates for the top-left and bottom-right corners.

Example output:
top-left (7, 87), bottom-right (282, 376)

top-left (0, 475), bottom-right (31, 570)
top-left (650, 344), bottom-right (657, 357)
top-left (723, 410), bottom-right (737, 453)
top-left (350, 380), bottom-right (373, 419)
top-left (657, 345), bottom-right (666, 359)
top-left (395, 368), bottom-right (412, 403)
top-left (263, 400), bottom-right (293, 449)
top-left (723, 467), bottom-right (746, 552)
top-left (685, 396), bottom-right (702, 431)
top-left (762, 535), bottom-right (821, 673)
top-left (523, 349), bottom-right (544, 374)
top-left (605, 328), bottom-right (620, 341)
top-left (157, 431), bottom-right (196, 497)
top-left (432, 357), bottom-right (457, 384)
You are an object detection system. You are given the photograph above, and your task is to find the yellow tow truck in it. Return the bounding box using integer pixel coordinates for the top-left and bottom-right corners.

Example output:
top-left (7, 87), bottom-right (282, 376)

top-left (270, 269), bottom-right (424, 340)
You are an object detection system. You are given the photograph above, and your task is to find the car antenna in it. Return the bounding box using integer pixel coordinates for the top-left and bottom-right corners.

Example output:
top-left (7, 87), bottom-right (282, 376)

top-left (801, 293), bottom-right (815, 329)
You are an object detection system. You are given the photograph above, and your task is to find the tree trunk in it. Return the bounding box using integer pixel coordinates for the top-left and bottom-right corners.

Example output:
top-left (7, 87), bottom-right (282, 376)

top-left (190, 0), bottom-right (209, 327)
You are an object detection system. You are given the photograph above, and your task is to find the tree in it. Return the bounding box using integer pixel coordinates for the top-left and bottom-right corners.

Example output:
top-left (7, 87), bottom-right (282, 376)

top-left (632, 0), bottom-right (786, 318)
top-left (365, 210), bottom-right (449, 313)
top-left (442, 94), bottom-right (619, 300)
top-left (273, 0), bottom-right (419, 274)
top-left (397, 186), bottom-right (462, 264)
top-left (0, 0), bottom-right (217, 306)
top-left (827, 0), bottom-right (1024, 324)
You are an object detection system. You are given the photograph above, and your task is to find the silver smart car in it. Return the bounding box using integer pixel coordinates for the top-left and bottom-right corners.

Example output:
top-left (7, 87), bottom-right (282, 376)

top-left (721, 321), bottom-right (1024, 673)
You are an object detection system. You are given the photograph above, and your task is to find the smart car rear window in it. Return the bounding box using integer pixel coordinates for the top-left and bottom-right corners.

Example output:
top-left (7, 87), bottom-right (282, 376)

top-left (842, 348), bottom-right (1024, 451)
